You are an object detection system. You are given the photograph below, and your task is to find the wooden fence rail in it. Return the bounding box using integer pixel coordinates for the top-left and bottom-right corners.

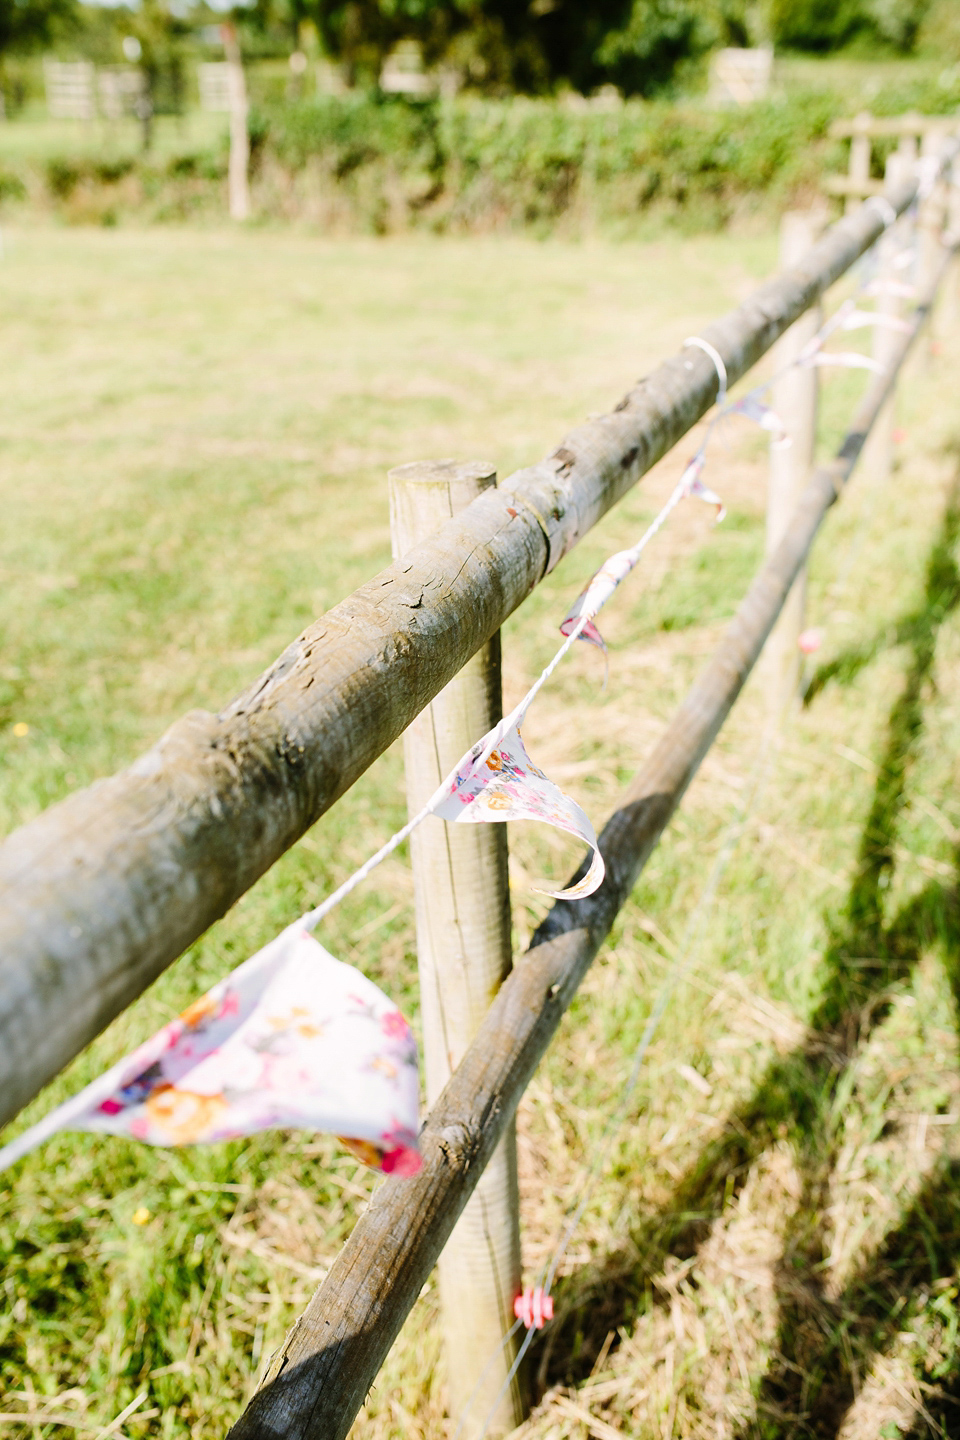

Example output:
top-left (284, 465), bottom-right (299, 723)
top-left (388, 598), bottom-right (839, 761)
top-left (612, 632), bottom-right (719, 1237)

top-left (825, 109), bottom-right (956, 210)
top-left (0, 167), bottom-right (935, 1136)
top-left (226, 230), bottom-right (958, 1440)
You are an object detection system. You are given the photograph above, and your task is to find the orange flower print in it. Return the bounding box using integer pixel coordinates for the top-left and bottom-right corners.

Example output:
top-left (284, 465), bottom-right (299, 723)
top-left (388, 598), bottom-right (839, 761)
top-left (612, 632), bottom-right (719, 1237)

top-left (485, 750), bottom-right (503, 772)
top-left (483, 791), bottom-right (512, 810)
top-left (145, 1086), bottom-right (228, 1144)
top-left (266, 1007), bottom-right (324, 1039)
top-left (179, 992), bottom-right (221, 1030)
top-left (338, 1135), bottom-right (384, 1169)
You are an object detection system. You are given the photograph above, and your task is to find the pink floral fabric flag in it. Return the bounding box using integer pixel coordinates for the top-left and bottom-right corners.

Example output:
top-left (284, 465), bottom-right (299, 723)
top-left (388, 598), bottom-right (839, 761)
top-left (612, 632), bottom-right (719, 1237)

top-left (837, 308), bottom-right (912, 336)
top-left (802, 351), bottom-right (886, 374)
top-left (729, 393), bottom-right (787, 444)
top-left (559, 451), bottom-right (723, 658)
top-left (559, 549), bottom-right (636, 653)
top-left (0, 929), bottom-right (421, 1177)
top-left (433, 720), bottom-right (604, 900)
top-left (680, 452), bottom-right (725, 520)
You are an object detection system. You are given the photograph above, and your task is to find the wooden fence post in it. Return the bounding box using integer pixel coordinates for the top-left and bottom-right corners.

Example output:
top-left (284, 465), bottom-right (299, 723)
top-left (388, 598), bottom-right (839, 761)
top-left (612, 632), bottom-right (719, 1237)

top-left (946, 132), bottom-right (960, 329)
top-left (389, 460), bottom-right (525, 1439)
top-left (846, 112), bottom-right (872, 216)
top-left (221, 24), bottom-right (250, 222)
top-left (765, 209), bottom-right (823, 713)
top-left (865, 150), bottom-right (911, 481)
top-left (918, 129), bottom-right (949, 358)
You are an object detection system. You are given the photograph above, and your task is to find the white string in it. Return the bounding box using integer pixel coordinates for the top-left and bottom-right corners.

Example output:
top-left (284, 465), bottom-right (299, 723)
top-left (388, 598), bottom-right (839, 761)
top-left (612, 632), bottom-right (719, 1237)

top-left (683, 336), bottom-right (728, 407)
top-left (307, 236), bottom-right (914, 941)
top-left (0, 190), bottom-right (928, 1179)
top-left (466, 729), bottom-right (781, 1440)
top-left (460, 204), bottom-right (935, 1437)
top-left (300, 479), bottom-right (699, 935)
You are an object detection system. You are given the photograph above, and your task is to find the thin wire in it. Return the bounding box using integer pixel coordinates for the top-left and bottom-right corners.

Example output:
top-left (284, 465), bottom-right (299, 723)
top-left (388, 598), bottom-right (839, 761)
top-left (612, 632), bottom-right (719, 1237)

top-left (467, 725), bottom-right (781, 1440)
top-left (460, 217), bottom-right (925, 1437)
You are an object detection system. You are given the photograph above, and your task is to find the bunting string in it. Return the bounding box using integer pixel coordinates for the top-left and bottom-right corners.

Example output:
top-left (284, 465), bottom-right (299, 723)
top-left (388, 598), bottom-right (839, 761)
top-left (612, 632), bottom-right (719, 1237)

top-left (0, 188), bottom-right (924, 1183)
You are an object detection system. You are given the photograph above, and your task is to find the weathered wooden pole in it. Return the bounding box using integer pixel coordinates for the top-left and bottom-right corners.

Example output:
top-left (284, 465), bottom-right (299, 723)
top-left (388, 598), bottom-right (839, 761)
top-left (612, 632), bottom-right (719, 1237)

top-left (0, 160), bottom-right (944, 1139)
top-left (222, 24), bottom-right (250, 222)
top-left (225, 240), bottom-right (957, 1440)
top-left (864, 150), bottom-right (909, 487)
top-left (388, 461), bottom-right (524, 1437)
top-left (764, 209), bottom-right (822, 714)
top-left (918, 129), bottom-right (949, 358)
top-left (946, 133), bottom-right (960, 328)
top-left (846, 112), bottom-right (872, 216)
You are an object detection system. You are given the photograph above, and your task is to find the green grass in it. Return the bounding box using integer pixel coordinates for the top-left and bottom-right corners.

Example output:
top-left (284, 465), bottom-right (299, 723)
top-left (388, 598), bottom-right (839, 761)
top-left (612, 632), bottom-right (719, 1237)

top-left (2, 222), bottom-right (960, 1440)
top-left (0, 113), bottom-right (228, 166)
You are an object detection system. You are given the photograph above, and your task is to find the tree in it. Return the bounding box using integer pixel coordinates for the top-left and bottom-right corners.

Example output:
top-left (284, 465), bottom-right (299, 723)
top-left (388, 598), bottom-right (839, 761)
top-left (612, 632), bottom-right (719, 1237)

top-left (768, 0), bottom-right (933, 52)
top-left (0, 0), bottom-right (76, 63)
top-left (594, 0), bottom-right (713, 95)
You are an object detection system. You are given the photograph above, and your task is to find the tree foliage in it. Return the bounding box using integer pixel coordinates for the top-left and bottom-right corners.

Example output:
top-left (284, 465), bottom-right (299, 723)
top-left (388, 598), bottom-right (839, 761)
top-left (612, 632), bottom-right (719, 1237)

top-left (0, 0), bottom-right (75, 59)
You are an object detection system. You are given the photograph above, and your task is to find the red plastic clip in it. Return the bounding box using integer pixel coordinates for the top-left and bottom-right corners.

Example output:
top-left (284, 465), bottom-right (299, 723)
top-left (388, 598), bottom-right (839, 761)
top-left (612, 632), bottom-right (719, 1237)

top-left (513, 1287), bottom-right (554, 1330)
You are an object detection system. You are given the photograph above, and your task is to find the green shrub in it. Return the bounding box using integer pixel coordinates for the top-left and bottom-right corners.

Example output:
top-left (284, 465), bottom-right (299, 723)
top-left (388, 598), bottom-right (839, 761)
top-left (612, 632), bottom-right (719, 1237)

top-left (45, 156), bottom-right (84, 200)
top-left (21, 82), bottom-right (958, 233)
top-left (92, 157), bottom-right (135, 185)
top-left (0, 169), bottom-right (26, 203)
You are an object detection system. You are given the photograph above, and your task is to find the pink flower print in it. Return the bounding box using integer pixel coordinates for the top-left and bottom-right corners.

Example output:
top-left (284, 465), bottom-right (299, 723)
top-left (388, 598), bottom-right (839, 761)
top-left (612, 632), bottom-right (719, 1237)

top-left (381, 1011), bottom-right (410, 1041)
top-left (379, 1124), bottom-right (421, 1177)
top-left (219, 990), bottom-right (240, 1020)
top-left (99, 1098), bottom-right (124, 1115)
top-left (381, 1144), bottom-right (422, 1177)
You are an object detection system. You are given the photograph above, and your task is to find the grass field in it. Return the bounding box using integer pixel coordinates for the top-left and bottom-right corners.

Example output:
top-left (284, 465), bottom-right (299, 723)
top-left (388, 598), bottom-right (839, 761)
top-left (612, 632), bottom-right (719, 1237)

top-left (2, 221), bottom-right (960, 1440)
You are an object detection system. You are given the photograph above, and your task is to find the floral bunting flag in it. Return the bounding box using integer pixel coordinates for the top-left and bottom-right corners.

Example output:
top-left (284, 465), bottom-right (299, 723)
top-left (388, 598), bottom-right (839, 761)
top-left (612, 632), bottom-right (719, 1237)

top-left (800, 350), bottom-right (886, 374)
top-left (863, 278), bottom-right (915, 301)
top-left (681, 452), bottom-right (725, 520)
top-left (837, 308), bottom-right (912, 336)
top-left (0, 929), bottom-right (422, 1177)
top-left (729, 393), bottom-right (787, 444)
top-left (559, 549), bottom-right (637, 653)
top-left (433, 719), bottom-right (605, 900)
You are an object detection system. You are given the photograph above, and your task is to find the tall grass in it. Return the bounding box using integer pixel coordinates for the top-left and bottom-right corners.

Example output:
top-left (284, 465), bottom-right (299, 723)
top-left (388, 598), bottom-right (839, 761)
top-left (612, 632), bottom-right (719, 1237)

top-left (2, 224), bottom-right (960, 1438)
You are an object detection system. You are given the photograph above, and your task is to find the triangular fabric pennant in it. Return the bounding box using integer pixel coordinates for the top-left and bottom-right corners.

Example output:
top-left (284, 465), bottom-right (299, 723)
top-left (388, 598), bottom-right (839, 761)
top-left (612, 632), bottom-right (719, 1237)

top-left (0, 930), bottom-right (421, 1177)
top-left (729, 392), bottom-right (787, 442)
top-left (862, 278), bottom-right (915, 300)
top-left (681, 452), bottom-right (725, 521)
top-left (800, 351), bottom-right (886, 374)
top-left (838, 308), bottom-right (912, 335)
top-left (559, 549), bottom-right (637, 655)
top-left (433, 720), bottom-right (604, 900)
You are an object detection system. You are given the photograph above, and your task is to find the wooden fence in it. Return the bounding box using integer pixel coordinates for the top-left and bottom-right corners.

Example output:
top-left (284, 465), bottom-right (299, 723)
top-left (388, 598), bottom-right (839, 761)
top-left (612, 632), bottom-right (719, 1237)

top-left (1, 131), bottom-right (958, 1440)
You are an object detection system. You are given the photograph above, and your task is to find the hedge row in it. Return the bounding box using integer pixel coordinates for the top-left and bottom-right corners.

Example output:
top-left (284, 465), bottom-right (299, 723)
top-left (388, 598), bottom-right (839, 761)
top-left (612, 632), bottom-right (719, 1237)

top-left (5, 71), bottom-right (960, 231)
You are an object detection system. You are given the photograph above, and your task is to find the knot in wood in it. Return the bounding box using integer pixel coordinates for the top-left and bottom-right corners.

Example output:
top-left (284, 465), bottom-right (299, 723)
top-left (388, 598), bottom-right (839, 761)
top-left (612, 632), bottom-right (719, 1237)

top-left (435, 1123), bottom-right (474, 1172)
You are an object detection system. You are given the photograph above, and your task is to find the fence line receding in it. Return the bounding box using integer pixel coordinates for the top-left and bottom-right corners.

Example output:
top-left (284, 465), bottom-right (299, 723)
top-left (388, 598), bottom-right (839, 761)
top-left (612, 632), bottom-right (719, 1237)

top-left (0, 168), bottom-right (933, 1135)
top-left (0, 131), bottom-right (957, 1440)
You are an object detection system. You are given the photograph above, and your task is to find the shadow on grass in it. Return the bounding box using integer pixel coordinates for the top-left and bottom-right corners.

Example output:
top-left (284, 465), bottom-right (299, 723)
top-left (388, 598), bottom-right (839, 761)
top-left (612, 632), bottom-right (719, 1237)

top-left (531, 466), bottom-right (960, 1435)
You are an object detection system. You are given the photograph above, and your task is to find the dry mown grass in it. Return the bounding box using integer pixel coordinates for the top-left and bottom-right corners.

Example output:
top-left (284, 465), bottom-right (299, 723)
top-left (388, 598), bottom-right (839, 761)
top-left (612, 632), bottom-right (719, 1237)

top-left (2, 225), bottom-right (960, 1440)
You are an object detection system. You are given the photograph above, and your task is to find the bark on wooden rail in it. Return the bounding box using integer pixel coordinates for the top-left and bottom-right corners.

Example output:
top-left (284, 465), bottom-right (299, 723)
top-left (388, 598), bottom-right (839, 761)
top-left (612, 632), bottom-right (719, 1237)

top-left (0, 171), bottom-right (930, 1134)
top-left (225, 243), bottom-right (954, 1440)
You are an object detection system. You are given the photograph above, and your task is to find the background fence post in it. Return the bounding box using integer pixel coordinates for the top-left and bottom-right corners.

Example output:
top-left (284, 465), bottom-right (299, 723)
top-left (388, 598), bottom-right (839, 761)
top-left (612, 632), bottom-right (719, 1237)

top-left (918, 129), bottom-right (949, 357)
top-left (389, 459), bottom-right (525, 1439)
top-left (866, 150), bottom-right (911, 480)
top-left (846, 112), bottom-right (872, 215)
top-left (221, 24), bottom-right (249, 222)
top-left (765, 209), bottom-right (823, 714)
top-left (947, 129), bottom-right (960, 328)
